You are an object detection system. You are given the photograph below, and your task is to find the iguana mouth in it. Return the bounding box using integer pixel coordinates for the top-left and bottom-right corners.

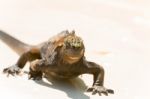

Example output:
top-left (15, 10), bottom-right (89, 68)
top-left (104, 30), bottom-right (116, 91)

top-left (63, 49), bottom-right (84, 64)
top-left (68, 56), bottom-right (80, 60)
top-left (64, 56), bottom-right (81, 64)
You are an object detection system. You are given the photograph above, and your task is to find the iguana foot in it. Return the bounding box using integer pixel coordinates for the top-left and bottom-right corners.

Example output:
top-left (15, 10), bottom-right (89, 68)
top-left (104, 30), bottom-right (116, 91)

top-left (28, 68), bottom-right (42, 80)
top-left (86, 85), bottom-right (114, 96)
top-left (3, 65), bottom-right (22, 77)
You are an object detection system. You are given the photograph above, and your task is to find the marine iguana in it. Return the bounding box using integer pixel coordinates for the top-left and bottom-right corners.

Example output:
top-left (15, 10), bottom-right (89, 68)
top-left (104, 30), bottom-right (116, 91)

top-left (0, 30), bottom-right (114, 96)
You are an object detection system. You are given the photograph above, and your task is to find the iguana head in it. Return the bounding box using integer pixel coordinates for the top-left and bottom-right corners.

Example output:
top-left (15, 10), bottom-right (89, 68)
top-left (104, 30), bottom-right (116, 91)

top-left (60, 32), bottom-right (84, 64)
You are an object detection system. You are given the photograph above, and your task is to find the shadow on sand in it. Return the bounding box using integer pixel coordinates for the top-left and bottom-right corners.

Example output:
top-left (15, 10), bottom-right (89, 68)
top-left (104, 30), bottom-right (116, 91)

top-left (34, 76), bottom-right (90, 99)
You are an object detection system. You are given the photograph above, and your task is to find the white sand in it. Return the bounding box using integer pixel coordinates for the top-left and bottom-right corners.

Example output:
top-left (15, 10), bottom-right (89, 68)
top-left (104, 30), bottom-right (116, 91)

top-left (0, 0), bottom-right (150, 99)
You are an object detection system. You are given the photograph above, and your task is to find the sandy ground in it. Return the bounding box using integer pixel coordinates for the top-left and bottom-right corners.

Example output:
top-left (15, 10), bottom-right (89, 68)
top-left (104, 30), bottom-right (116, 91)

top-left (0, 0), bottom-right (150, 99)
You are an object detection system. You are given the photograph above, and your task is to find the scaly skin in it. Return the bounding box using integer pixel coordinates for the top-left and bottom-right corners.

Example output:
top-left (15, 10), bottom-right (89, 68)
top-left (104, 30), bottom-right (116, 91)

top-left (0, 30), bottom-right (114, 96)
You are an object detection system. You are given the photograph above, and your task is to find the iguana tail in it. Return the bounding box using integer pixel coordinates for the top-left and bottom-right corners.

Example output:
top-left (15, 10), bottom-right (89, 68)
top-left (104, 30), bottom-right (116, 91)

top-left (0, 30), bottom-right (32, 55)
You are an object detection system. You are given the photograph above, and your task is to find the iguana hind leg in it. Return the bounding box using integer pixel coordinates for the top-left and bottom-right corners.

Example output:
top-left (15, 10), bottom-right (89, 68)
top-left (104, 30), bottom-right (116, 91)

top-left (3, 47), bottom-right (41, 76)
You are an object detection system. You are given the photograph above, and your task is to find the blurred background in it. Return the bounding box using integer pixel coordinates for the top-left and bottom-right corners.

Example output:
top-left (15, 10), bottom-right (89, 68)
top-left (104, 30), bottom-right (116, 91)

top-left (0, 0), bottom-right (150, 99)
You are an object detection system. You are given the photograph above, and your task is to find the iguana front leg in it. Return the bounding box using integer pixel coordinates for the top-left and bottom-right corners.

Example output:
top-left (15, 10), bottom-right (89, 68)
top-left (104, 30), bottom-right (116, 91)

top-left (28, 59), bottom-right (57, 80)
top-left (28, 59), bottom-right (45, 80)
top-left (83, 61), bottom-right (114, 96)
